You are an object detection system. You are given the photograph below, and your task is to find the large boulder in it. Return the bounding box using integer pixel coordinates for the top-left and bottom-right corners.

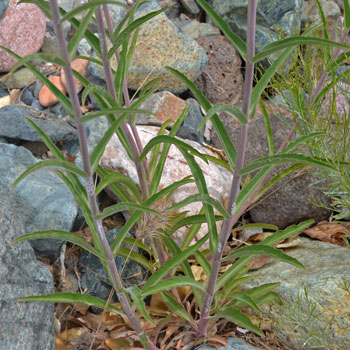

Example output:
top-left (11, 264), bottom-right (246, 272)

top-left (0, 193), bottom-right (54, 350)
top-left (100, 125), bottom-right (233, 246)
top-left (243, 237), bottom-right (350, 350)
top-left (0, 142), bottom-right (78, 260)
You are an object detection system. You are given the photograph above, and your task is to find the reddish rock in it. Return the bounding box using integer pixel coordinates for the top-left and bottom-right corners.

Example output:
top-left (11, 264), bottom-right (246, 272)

top-left (38, 76), bottom-right (67, 107)
top-left (60, 58), bottom-right (89, 94)
top-left (0, 0), bottom-right (46, 72)
top-left (101, 125), bottom-right (233, 247)
top-left (196, 35), bottom-right (243, 105)
top-left (133, 91), bottom-right (187, 126)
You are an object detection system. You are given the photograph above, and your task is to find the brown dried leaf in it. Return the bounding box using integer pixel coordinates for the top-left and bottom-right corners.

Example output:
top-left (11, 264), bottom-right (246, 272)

top-left (303, 221), bottom-right (350, 246)
top-left (247, 256), bottom-right (270, 270)
top-left (105, 337), bottom-right (131, 350)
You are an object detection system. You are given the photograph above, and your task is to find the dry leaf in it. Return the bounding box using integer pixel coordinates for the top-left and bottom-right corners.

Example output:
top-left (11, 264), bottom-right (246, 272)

top-left (303, 221), bottom-right (350, 246)
top-left (10, 89), bottom-right (20, 104)
top-left (105, 337), bottom-right (131, 350)
top-left (247, 255), bottom-right (270, 270)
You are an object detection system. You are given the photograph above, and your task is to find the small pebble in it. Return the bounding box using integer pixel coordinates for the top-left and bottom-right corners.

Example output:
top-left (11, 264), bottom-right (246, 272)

top-left (20, 88), bottom-right (35, 105)
top-left (38, 75), bottom-right (67, 107)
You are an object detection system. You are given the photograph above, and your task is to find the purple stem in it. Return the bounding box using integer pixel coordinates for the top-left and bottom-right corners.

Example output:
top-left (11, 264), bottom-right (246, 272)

top-left (96, 6), bottom-right (149, 199)
top-left (197, 0), bottom-right (257, 337)
top-left (48, 1), bottom-right (157, 348)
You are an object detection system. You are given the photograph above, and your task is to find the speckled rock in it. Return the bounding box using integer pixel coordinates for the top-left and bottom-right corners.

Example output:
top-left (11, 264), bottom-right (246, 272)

top-left (0, 0), bottom-right (46, 72)
top-left (211, 103), bottom-right (331, 229)
top-left (100, 125), bottom-right (232, 247)
top-left (243, 237), bottom-right (350, 350)
top-left (198, 338), bottom-right (258, 350)
top-left (0, 67), bottom-right (36, 89)
top-left (89, 0), bottom-right (208, 93)
top-left (196, 35), bottom-right (243, 105)
top-left (206, 0), bottom-right (304, 53)
top-left (177, 20), bottom-right (220, 40)
top-left (159, 0), bottom-right (184, 20)
top-left (303, 0), bottom-right (341, 41)
top-left (133, 91), bottom-right (187, 126)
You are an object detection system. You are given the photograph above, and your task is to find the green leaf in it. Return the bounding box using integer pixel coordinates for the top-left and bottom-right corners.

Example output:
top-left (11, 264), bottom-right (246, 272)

top-left (160, 292), bottom-right (194, 324)
top-left (200, 153), bottom-right (233, 173)
top-left (81, 82), bottom-right (116, 107)
top-left (7, 52), bottom-right (67, 73)
top-left (230, 291), bottom-right (261, 313)
top-left (143, 234), bottom-right (208, 290)
top-left (141, 276), bottom-right (205, 297)
top-left (11, 230), bottom-right (105, 260)
top-left (80, 106), bottom-right (152, 123)
top-left (60, 0), bottom-right (127, 23)
top-left (19, 0), bottom-right (52, 18)
top-left (344, 0), bottom-right (350, 28)
top-left (216, 308), bottom-right (264, 336)
top-left (95, 172), bottom-right (141, 202)
top-left (198, 103), bottom-right (248, 131)
top-left (280, 132), bottom-right (327, 154)
top-left (139, 135), bottom-right (209, 164)
top-left (194, 250), bottom-right (211, 278)
top-left (123, 237), bottom-right (152, 255)
top-left (259, 99), bottom-right (274, 154)
top-left (12, 159), bottom-right (87, 189)
top-left (67, 7), bottom-right (96, 58)
top-left (195, 0), bottom-right (246, 60)
top-left (252, 37), bottom-right (350, 63)
top-left (126, 287), bottom-right (154, 325)
top-left (239, 154), bottom-right (336, 175)
top-left (222, 244), bottom-right (305, 270)
top-left (96, 202), bottom-right (162, 220)
top-left (118, 246), bottom-right (152, 270)
top-left (167, 194), bottom-right (230, 219)
top-left (165, 67), bottom-right (237, 169)
top-left (18, 292), bottom-right (122, 314)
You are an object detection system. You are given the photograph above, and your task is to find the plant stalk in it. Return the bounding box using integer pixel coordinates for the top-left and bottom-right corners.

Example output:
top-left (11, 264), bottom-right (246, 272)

top-left (197, 0), bottom-right (257, 337)
top-left (96, 6), bottom-right (149, 200)
top-left (49, 1), bottom-right (157, 348)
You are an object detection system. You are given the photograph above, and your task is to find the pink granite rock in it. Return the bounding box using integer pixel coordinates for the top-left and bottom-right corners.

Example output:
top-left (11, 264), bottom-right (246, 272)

top-left (101, 125), bottom-right (233, 247)
top-left (0, 0), bottom-right (46, 72)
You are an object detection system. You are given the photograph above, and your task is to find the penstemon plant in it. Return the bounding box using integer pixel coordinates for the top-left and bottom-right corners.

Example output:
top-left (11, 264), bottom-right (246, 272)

top-left (5, 0), bottom-right (350, 348)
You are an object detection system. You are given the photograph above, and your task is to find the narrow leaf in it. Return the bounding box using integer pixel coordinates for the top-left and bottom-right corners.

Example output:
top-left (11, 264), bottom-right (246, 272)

top-left (161, 292), bottom-right (194, 324)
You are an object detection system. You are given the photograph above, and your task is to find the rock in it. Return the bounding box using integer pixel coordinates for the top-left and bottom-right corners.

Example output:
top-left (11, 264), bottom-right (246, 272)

top-left (79, 227), bottom-right (146, 307)
top-left (0, 142), bottom-right (78, 260)
top-left (0, 67), bottom-right (36, 89)
top-left (159, 0), bottom-right (184, 20)
top-left (0, 0), bottom-right (8, 18)
top-left (198, 338), bottom-right (258, 350)
top-left (176, 97), bottom-right (206, 143)
top-left (0, 85), bottom-right (7, 97)
top-left (89, 0), bottom-right (208, 94)
top-left (196, 35), bottom-right (243, 105)
top-left (211, 104), bottom-right (330, 229)
top-left (20, 88), bottom-right (35, 106)
top-left (303, 0), bottom-right (341, 41)
top-left (243, 237), bottom-right (350, 350)
top-left (206, 0), bottom-right (304, 53)
top-left (0, 105), bottom-right (77, 146)
top-left (177, 20), bottom-right (220, 39)
top-left (0, 193), bottom-right (55, 350)
top-left (100, 125), bottom-right (233, 246)
top-left (0, 0), bottom-right (46, 72)
top-left (61, 57), bottom-right (89, 94)
top-left (180, 0), bottom-right (200, 15)
top-left (133, 91), bottom-right (187, 126)
top-left (39, 75), bottom-right (67, 107)
top-left (41, 21), bottom-right (69, 58)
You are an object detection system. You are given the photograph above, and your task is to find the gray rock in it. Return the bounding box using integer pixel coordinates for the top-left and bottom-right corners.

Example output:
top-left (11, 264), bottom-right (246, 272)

top-left (0, 105), bottom-right (77, 146)
top-left (243, 237), bottom-right (350, 350)
top-left (180, 0), bottom-right (200, 15)
top-left (89, 0), bottom-right (208, 93)
top-left (197, 338), bottom-right (258, 350)
top-left (211, 105), bottom-right (330, 229)
top-left (79, 227), bottom-right (147, 308)
top-left (0, 142), bottom-right (78, 260)
top-left (20, 88), bottom-right (35, 106)
top-left (0, 85), bottom-right (7, 97)
top-left (207, 0), bottom-right (304, 53)
top-left (0, 0), bottom-right (8, 18)
top-left (177, 98), bottom-right (205, 143)
top-left (0, 192), bottom-right (54, 350)
top-left (177, 20), bottom-right (221, 39)
top-left (0, 67), bottom-right (36, 89)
